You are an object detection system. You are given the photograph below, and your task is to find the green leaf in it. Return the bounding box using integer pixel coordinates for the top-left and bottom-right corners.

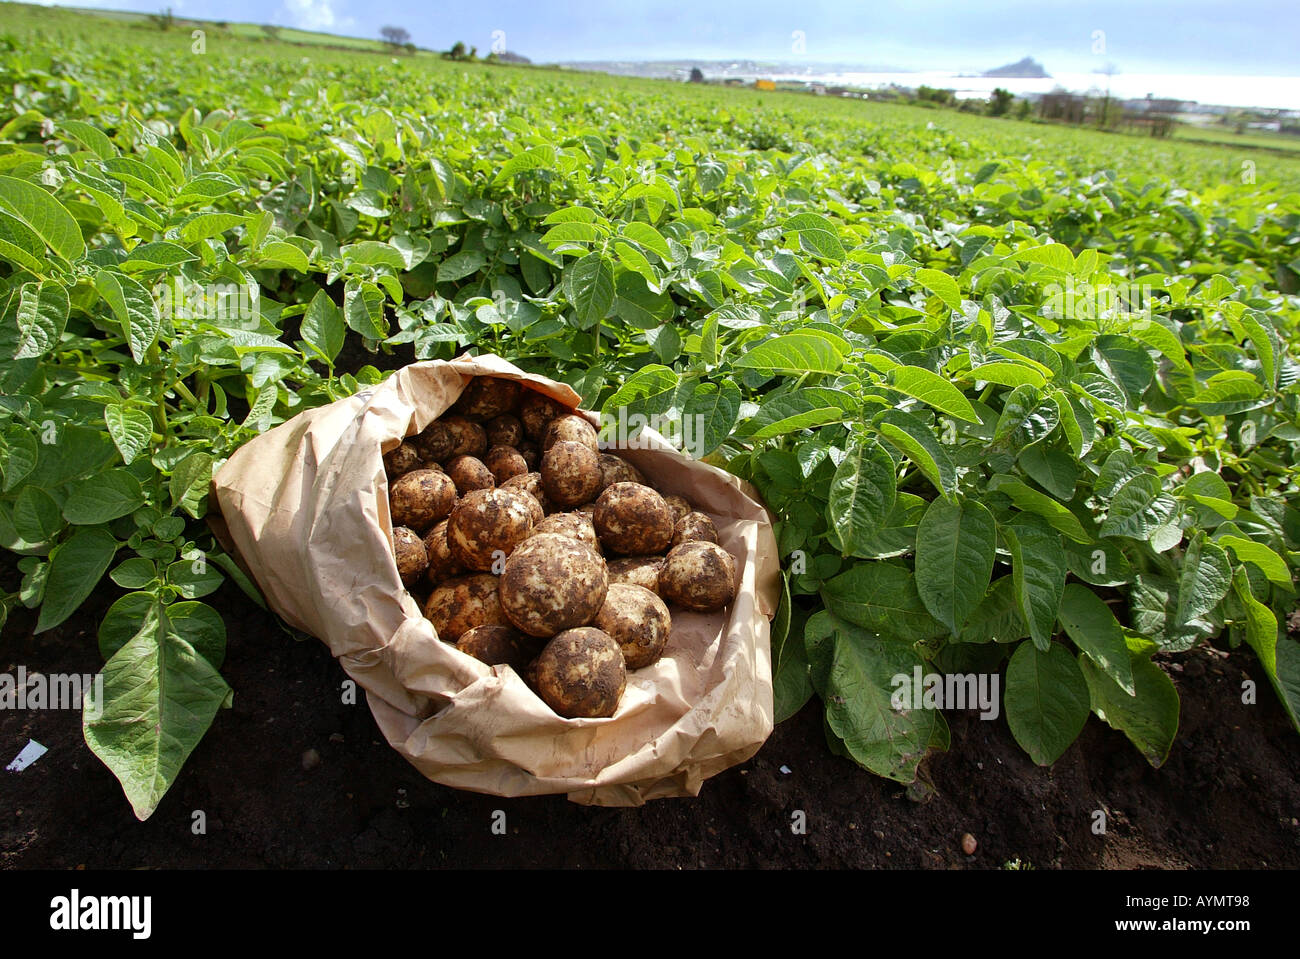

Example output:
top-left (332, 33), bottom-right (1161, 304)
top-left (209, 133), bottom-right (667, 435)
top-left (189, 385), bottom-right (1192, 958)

top-left (600, 364), bottom-right (679, 421)
top-left (62, 469), bottom-right (147, 524)
top-left (301, 289), bottom-right (344, 363)
top-left (436, 249), bottom-right (487, 282)
top-left (1080, 653), bottom-right (1179, 768)
top-left (621, 221), bottom-right (672, 261)
top-left (1003, 515), bottom-right (1067, 651)
top-left (168, 451), bottom-right (213, 519)
top-left (1057, 584), bottom-right (1135, 694)
top-left (827, 438), bottom-right (896, 558)
top-left (179, 212), bottom-right (246, 243)
top-left (806, 611), bottom-right (936, 783)
top-left (913, 267), bottom-right (962, 312)
top-left (1218, 535), bottom-right (1292, 586)
top-left (987, 475), bottom-right (1090, 544)
top-left (1100, 473), bottom-right (1177, 541)
top-left (14, 281), bottom-right (70, 358)
top-left (1004, 642), bottom-right (1090, 766)
top-left (167, 556), bottom-right (224, 599)
top-left (35, 525), bottom-right (118, 632)
top-left (0, 174), bottom-right (86, 262)
top-left (565, 252), bottom-right (615, 328)
top-left (681, 380), bottom-right (740, 458)
top-left (343, 281), bottom-right (388, 339)
top-left (94, 269), bottom-right (161, 362)
top-left (13, 486), bottom-right (63, 544)
top-left (783, 212), bottom-right (845, 262)
top-left (103, 405), bottom-right (154, 465)
top-left (1164, 536), bottom-right (1232, 649)
top-left (98, 590), bottom-right (156, 658)
top-left (915, 497), bottom-right (997, 636)
top-left (83, 603), bottom-right (232, 820)
top-left (820, 562), bottom-right (947, 643)
top-left (890, 366), bottom-right (978, 423)
top-left (733, 331), bottom-right (849, 376)
top-left (878, 410), bottom-right (956, 497)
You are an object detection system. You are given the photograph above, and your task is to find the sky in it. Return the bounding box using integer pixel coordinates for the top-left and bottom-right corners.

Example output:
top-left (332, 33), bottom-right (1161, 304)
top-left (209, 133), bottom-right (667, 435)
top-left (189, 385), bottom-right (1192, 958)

top-left (40, 0), bottom-right (1300, 74)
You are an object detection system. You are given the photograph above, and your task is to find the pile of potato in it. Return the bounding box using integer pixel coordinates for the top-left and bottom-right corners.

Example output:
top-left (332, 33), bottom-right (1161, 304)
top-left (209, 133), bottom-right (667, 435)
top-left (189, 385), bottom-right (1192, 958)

top-left (383, 375), bottom-right (738, 719)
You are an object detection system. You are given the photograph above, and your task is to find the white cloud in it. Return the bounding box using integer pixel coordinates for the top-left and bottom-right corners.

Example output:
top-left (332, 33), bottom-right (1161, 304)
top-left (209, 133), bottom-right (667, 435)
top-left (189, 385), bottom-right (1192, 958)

top-left (281, 0), bottom-right (340, 31)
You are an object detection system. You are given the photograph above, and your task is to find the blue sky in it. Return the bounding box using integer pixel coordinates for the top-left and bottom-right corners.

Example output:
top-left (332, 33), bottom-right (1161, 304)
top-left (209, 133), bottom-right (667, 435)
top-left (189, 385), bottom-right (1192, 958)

top-left (42, 0), bottom-right (1300, 73)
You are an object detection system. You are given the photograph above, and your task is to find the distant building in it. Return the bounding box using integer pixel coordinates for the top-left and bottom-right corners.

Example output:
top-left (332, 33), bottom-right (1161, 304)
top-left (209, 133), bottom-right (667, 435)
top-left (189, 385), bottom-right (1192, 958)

top-left (755, 79), bottom-right (776, 91)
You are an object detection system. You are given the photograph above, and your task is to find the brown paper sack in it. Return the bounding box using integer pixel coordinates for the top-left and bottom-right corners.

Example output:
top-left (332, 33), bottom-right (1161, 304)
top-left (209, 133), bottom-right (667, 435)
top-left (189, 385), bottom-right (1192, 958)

top-left (210, 353), bottom-right (781, 805)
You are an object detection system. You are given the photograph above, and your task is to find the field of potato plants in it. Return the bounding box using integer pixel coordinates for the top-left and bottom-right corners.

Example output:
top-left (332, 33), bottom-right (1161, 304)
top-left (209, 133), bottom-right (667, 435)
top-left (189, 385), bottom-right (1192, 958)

top-left (1, 4), bottom-right (1297, 867)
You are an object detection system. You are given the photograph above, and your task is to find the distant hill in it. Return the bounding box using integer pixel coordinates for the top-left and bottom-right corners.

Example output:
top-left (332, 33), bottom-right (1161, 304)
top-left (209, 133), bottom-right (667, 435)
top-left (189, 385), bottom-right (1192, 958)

top-left (494, 51), bottom-right (532, 64)
top-left (984, 57), bottom-right (1050, 78)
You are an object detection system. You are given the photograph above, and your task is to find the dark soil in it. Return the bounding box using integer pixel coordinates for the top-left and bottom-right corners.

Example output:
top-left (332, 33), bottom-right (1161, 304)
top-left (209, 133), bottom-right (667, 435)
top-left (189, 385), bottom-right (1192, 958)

top-left (3, 574), bottom-right (1298, 870)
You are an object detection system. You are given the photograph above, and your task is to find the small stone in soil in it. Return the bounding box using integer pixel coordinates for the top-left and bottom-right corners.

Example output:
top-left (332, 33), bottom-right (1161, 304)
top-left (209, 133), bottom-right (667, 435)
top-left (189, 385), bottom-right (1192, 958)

top-left (301, 748), bottom-right (321, 771)
top-left (961, 833), bottom-right (977, 855)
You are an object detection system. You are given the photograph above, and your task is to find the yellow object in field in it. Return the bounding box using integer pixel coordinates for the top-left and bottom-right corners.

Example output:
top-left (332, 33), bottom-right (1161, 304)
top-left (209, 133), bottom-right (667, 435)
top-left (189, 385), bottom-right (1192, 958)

top-left (755, 79), bottom-right (775, 91)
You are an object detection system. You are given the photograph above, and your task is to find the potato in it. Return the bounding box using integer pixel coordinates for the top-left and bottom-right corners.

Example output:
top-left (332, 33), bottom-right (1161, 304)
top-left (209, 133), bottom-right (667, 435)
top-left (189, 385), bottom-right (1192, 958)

top-left (593, 482), bottom-right (674, 556)
top-left (447, 487), bottom-right (536, 571)
top-left (486, 413), bottom-right (524, 448)
top-left (607, 556), bottom-right (664, 595)
top-left (423, 573), bottom-right (510, 642)
top-left (413, 420), bottom-right (457, 463)
top-left (454, 376), bottom-right (521, 420)
top-left (663, 494), bottom-right (692, 524)
top-left (499, 533), bottom-right (608, 637)
top-left (534, 627), bottom-right (626, 719)
top-left (542, 413), bottom-right (599, 453)
top-left (520, 390), bottom-right (565, 439)
top-left (384, 442), bottom-right (423, 477)
top-left (389, 469), bottom-right (457, 531)
top-left (672, 511), bottom-right (718, 547)
top-left (517, 439), bottom-right (540, 471)
top-left (532, 511), bottom-right (600, 553)
top-left (456, 624), bottom-right (534, 673)
top-left (595, 583), bottom-right (671, 670)
top-left (392, 526), bottom-right (429, 585)
top-left (443, 415), bottom-right (488, 459)
top-left (597, 453), bottom-right (645, 493)
top-left (541, 440), bottom-right (602, 509)
top-left (423, 519), bottom-right (463, 585)
top-left (483, 445), bottom-right (528, 485)
top-left (660, 541), bottom-right (737, 612)
top-left (445, 454), bottom-right (496, 495)
top-left (501, 472), bottom-right (551, 515)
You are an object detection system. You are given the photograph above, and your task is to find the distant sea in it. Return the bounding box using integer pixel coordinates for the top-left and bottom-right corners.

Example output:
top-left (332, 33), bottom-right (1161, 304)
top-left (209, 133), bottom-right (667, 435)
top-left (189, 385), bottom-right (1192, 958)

top-left (752, 70), bottom-right (1299, 111)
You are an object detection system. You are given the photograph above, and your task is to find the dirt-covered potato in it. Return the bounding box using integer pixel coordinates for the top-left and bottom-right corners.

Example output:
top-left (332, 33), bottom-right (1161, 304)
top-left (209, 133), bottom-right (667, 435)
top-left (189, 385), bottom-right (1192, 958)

top-left (660, 541), bottom-right (737, 613)
top-left (423, 573), bottom-right (510, 642)
top-left (486, 413), bottom-right (524, 448)
top-left (593, 482), bottom-right (674, 556)
top-left (483, 445), bottom-right (528, 485)
top-left (392, 526), bottom-right (429, 586)
top-left (532, 511), bottom-right (600, 553)
top-left (520, 390), bottom-right (565, 439)
top-left (447, 488), bottom-right (536, 571)
top-left (384, 442), bottom-right (423, 477)
top-left (607, 556), bottom-right (664, 595)
top-left (413, 420), bottom-right (456, 463)
top-left (423, 519), bottom-right (463, 585)
top-left (445, 454), bottom-right (496, 495)
top-left (389, 469), bottom-right (457, 531)
top-left (595, 583), bottom-right (671, 670)
top-left (672, 511), bottom-right (718, 547)
top-left (501, 472), bottom-right (551, 515)
top-left (443, 415), bottom-right (488, 459)
top-left (597, 453), bottom-right (645, 493)
top-left (534, 627), bottom-right (626, 719)
top-left (517, 439), bottom-right (540, 471)
top-left (456, 624), bottom-right (534, 673)
top-left (541, 440), bottom-right (602, 509)
top-left (663, 494), bottom-right (692, 524)
top-left (542, 413), bottom-right (599, 453)
top-left (454, 376), bottom-right (521, 420)
top-left (499, 533), bottom-right (608, 637)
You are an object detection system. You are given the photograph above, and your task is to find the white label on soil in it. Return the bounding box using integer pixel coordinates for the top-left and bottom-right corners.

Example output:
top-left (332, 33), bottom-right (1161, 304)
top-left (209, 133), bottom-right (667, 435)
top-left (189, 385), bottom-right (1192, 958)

top-left (6, 739), bottom-right (48, 772)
